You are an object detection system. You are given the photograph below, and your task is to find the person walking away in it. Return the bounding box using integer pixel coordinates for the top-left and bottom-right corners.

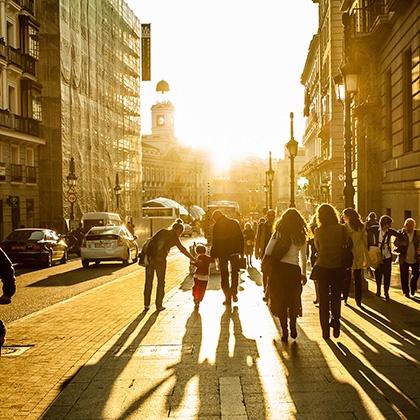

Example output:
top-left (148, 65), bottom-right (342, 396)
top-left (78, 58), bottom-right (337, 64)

top-left (267, 208), bottom-right (308, 342)
top-left (191, 245), bottom-right (214, 309)
top-left (0, 248), bottom-right (17, 354)
top-left (367, 215), bottom-right (398, 300)
top-left (144, 222), bottom-right (195, 311)
top-left (308, 215), bottom-right (320, 304)
top-left (210, 210), bottom-right (244, 305)
top-left (243, 222), bottom-right (255, 268)
top-left (365, 212), bottom-right (378, 230)
top-left (394, 218), bottom-right (419, 297)
top-left (342, 208), bottom-right (369, 307)
top-left (313, 204), bottom-right (350, 339)
top-left (255, 209), bottom-right (276, 300)
top-left (254, 217), bottom-right (266, 260)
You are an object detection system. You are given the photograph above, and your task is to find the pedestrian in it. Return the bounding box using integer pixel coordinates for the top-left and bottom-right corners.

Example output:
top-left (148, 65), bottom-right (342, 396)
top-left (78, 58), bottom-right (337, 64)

top-left (191, 244), bottom-right (214, 309)
top-left (342, 208), bottom-right (369, 307)
top-left (126, 220), bottom-right (135, 236)
top-left (367, 215), bottom-right (398, 300)
top-left (243, 222), bottom-right (255, 268)
top-left (255, 209), bottom-right (276, 300)
top-left (210, 210), bottom-right (244, 306)
top-left (254, 217), bottom-right (266, 260)
top-left (365, 211), bottom-right (378, 230)
top-left (266, 208), bottom-right (308, 342)
top-left (312, 203), bottom-right (350, 339)
top-left (0, 248), bottom-right (17, 354)
top-left (394, 218), bottom-right (420, 297)
top-left (308, 215), bottom-right (320, 304)
top-left (143, 222), bottom-right (196, 311)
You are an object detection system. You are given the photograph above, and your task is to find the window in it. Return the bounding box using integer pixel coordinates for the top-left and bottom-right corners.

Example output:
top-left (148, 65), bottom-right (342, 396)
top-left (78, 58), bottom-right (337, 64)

top-left (28, 26), bottom-right (39, 59)
top-left (8, 85), bottom-right (16, 114)
top-left (11, 145), bottom-right (19, 164)
top-left (402, 48), bottom-right (413, 153)
top-left (32, 96), bottom-right (42, 121)
top-left (7, 21), bottom-right (15, 47)
top-left (26, 148), bottom-right (34, 166)
top-left (384, 69), bottom-right (392, 159)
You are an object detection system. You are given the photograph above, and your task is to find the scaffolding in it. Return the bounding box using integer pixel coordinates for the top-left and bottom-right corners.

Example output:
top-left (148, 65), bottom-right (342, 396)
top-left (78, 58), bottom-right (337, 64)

top-left (38, 0), bottom-right (142, 228)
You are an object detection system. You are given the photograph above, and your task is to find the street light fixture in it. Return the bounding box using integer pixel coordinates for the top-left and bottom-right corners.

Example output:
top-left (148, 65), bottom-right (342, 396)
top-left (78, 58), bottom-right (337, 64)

top-left (334, 11), bottom-right (360, 208)
top-left (114, 172), bottom-right (122, 210)
top-left (266, 151), bottom-right (275, 209)
top-left (66, 157), bottom-right (77, 221)
top-left (286, 112), bottom-right (299, 208)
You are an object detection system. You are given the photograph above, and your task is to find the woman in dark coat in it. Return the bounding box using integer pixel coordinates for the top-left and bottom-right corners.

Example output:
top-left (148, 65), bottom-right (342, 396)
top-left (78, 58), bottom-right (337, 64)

top-left (313, 204), bottom-right (349, 339)
top-left (266, 208), bottom-right (308, 342)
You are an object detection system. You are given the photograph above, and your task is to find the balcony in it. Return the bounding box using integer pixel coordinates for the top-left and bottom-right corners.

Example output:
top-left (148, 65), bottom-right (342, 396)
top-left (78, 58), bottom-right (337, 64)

top-left (8, 46), bottom-right (23, 67)
top-left (11, 164), bottom-right (23, 182)
top-left (20, 0), bottom-right (35, 15)
top-left (349, 1), bottom-right (391, 40)
top-left (26, 166), bottom-right (36, 183)
top-left (0, 109), bottom-right (40, 137)
top-left (23, 54), bottom-right (36, 76)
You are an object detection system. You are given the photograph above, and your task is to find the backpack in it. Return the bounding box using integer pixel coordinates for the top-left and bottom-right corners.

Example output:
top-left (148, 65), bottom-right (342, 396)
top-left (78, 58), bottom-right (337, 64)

top-left (138, 238), bottom-right (153, 267)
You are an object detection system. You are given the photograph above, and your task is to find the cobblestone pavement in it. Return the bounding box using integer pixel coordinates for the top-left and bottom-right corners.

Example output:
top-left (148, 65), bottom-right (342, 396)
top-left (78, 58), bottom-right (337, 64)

top-left (1, 256), bottom-right (419, 419)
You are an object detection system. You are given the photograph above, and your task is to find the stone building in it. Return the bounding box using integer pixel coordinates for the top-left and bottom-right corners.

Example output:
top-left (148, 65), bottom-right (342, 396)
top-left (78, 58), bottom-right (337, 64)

top-left (37, 0), bottom-right (142, 230)
top-left (300, 0), bottom-right (345, 209)
top-left (343, 0), bottom-right (419, 225)
top-left (141, 81), bottom-right (207, 210)
top-left (0, 0), bottom-right (43, 239)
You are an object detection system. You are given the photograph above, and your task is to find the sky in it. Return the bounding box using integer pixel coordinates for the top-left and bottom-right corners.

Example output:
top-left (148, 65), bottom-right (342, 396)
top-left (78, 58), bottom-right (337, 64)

top-left (127, 0), bottom-right (318, 168)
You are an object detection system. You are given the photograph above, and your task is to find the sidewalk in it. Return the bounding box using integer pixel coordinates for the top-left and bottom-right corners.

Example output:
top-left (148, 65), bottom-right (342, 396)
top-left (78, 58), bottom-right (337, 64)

top-left (1, 261), bottom-right (420, 419)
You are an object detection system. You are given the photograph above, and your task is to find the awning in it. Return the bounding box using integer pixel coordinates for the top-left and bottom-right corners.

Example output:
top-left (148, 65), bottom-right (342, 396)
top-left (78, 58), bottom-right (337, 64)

top-left (143, 197), bottom-right (189, 216)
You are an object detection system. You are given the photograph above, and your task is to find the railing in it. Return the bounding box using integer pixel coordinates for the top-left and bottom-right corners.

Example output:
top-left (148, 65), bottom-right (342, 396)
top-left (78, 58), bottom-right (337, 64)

top-left (23, 54), bottom-right (36, 76)
top-left (350, 0), bottom-right (390, 34)
top-left (0, 109), bottom-right (40, 137)
top-left (11, 164), bottom-right (23, 182)
top-left (26, 166), bottom-right (36, 183)
top-left (8, 46), bottom-right (22, 67)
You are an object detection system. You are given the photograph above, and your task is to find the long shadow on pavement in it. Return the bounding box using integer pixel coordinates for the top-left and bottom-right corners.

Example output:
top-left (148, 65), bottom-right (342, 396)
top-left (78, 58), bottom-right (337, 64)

top-left (28, 264), bottom-right (127, 287)
top-left (41, 309), bottom-right (158, 419)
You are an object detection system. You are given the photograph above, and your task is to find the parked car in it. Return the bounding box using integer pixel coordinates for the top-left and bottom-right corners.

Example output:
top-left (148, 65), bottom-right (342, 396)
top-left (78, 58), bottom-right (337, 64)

top-left (81, 212), bottom-right (122, 232)
top-left (181, 223), bottom-right (193, 237)
top-left (80, 225), bottom-right (138, 268)
top-left (0, 228), bottom-right (68, 267)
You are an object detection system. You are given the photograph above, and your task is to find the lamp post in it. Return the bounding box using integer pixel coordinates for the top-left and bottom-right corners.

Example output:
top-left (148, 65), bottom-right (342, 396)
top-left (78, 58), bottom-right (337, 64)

top-left (286, 112), bottom-right (299, 208)
top-left (266, 151), bottom-right (274, 209)
top-left (114, 173), bottom-right (122, 210)
top-left (263, 179), bottom-right (269, 211)
top-left (334, 12), bottom-right (359, 208)
top-left (66, 157), bottom-right (77, 222)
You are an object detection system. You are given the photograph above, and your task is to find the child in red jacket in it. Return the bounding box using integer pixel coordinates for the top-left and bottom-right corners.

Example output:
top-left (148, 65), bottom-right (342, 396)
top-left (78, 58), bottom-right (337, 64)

top-left (192, 245), bottom-right (214, 308)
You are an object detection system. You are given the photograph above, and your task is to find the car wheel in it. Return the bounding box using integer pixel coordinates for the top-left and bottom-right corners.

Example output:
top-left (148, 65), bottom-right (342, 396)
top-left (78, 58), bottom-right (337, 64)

top-left (122, 247), bottom-right (130, 265)
top-left (60, 250), bottom-right (68, 264)
top-left (82, 260), bottom-right (90, 269)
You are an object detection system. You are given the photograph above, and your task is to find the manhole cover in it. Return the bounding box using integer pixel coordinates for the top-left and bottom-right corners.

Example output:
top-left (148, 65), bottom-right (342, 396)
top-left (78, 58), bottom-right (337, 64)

top-left (136, 344), bottom-right (194, 357)
top-left (1, 345), bottom-right (33, 357)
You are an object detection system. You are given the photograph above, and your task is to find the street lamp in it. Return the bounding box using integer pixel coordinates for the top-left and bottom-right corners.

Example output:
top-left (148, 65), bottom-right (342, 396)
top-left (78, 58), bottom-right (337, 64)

top-left (114, 172), bottom-right (122, 210)
top-left (286, 112), bottom-right (299, 208)
top-left (263, 181), bottom-right (269, 211)
top-left (66, 157), bottom-right (77, 221)
top-left (334, 11), bottom-right (360, 208)
top-left (266, 151), bottom-right (275, 209)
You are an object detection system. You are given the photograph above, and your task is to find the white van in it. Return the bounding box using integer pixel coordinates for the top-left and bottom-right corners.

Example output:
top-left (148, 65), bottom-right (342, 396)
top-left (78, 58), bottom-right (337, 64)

top-left (81, 212), bottom-right (122, 232)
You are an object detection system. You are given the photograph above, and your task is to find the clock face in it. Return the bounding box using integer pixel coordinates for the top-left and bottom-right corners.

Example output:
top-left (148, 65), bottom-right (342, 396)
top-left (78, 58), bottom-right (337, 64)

top-left (157, 115), bottom-right (165, 126)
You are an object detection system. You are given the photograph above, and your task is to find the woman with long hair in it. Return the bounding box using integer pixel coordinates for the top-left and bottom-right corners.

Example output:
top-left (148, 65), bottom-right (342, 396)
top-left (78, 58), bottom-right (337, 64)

top-left (313, 203), bottom-right (349, 339)
top-left (268, 208), bottom-right (308, 342)
top-left (243, 222), bottom-right (255, 267)
top-left (342, 207), bottom-right (369, 307)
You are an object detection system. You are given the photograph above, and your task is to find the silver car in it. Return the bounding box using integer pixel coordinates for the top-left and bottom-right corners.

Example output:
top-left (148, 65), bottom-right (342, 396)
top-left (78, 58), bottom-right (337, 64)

top-left (80, 225), bottom-right (138, 268)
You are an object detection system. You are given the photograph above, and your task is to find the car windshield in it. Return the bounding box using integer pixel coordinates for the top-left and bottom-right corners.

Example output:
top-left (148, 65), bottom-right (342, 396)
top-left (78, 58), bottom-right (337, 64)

top-left (7, 230), bottom-right (44, 241)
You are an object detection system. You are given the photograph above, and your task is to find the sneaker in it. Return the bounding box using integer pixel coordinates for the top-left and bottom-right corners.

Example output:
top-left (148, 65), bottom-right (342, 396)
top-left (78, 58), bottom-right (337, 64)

top-left (375, 291), bottom-right (381, 297)
top-left (385, 294), bottom-right (390, 301)
top-left (156, 306), bottom-right (166, 311)
top-left (331, 320), bottom-right (340, 338)
top-left (143, 306), bottom-right (150, 312)
top-left (0, 295), bottom-right (11, 305)
top-left (232, 295), bottom-right (238, 303)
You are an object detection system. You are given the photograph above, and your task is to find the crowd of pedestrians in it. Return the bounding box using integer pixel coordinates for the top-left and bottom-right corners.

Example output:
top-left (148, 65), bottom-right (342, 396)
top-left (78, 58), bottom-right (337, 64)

top-left (141, 203), bottom-right (419, 343)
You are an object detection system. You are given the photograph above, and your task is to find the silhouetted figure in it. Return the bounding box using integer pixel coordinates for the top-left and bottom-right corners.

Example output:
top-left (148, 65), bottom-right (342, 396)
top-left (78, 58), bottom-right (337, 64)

top-left (210, 210), bottom-right (244, 306)
top-left (243, 222), bottom-right (255, 267)
top-left (308, 214), bottom-right (319, 304)
top-left (191, 244), bottom-right (214, 309)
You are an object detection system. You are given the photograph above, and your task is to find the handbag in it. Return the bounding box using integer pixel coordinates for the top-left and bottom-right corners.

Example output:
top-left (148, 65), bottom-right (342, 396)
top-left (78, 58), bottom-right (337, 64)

top-left (341, 226), bottom-right (354, 269)
top-left (368, 245), bottom-right (381, 269)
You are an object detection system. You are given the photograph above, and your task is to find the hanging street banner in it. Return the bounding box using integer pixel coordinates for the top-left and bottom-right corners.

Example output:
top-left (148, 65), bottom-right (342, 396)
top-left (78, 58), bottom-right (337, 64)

top-left (141, 24), bottom-right (151, 81)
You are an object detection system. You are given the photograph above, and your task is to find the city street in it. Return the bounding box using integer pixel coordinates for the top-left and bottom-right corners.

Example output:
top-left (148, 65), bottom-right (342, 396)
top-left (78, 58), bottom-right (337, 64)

top-left (1, 245), bottom-right (419, 419)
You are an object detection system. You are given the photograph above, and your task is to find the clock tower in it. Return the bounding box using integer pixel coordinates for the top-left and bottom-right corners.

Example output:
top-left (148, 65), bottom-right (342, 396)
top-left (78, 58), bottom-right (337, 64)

top-left (151, 80), bottom-right (175, 138)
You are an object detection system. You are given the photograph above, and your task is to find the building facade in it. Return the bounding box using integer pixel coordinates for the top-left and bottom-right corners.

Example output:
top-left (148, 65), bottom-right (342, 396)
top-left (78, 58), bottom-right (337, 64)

top-left (0, 0), bottom-right (43, 239)
top-left (37, 0), bottom-right (142, 230)
top-left (301, 0), bottom-right (345, 209)
top-left (344, 0), bottom-right (419, 225)
top-left (142, 81), bottom-right (207, 210)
